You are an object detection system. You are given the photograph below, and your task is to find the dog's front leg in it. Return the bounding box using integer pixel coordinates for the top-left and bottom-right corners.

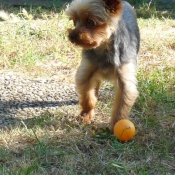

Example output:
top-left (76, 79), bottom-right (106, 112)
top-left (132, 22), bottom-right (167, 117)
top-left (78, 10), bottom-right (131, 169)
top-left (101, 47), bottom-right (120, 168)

top-left (76, 58), bottom-right (101, 123)
top-left (111, 62), bottom-right (139, 130)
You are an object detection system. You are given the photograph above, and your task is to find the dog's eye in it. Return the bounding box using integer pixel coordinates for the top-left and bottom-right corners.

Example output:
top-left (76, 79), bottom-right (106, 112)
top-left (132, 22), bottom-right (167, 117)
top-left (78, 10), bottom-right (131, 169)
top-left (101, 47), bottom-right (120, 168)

top-left (86, 19), bottom-right (95, 26)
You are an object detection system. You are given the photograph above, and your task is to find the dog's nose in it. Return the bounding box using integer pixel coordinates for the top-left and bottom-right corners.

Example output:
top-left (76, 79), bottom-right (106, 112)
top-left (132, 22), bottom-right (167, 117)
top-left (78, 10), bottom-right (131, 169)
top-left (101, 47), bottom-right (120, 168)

top-left (69, 31), bottom-right (77, 42)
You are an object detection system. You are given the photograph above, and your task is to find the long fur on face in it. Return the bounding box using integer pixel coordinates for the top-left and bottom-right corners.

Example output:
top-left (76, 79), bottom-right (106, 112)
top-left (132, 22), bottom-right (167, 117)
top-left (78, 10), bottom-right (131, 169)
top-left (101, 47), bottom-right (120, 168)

top-left (66, 0), bottom-right (122, 49)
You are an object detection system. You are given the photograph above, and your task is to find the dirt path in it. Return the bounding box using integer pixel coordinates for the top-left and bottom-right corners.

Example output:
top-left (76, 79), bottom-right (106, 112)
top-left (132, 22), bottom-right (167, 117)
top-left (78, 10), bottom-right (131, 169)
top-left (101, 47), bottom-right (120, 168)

top-left (0, 71), bottom-right (78, 129)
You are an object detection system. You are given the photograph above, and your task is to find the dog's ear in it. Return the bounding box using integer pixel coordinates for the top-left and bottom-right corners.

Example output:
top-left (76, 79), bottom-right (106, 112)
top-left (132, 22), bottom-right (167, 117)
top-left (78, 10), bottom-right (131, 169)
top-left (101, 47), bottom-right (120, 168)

top-left (103, 0), bottom-right (122, 13)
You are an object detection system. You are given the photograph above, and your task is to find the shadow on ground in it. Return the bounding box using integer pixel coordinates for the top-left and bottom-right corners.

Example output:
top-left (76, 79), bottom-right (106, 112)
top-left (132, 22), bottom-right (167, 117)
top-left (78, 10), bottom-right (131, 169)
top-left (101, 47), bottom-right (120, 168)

top-left (0, 0), bottom-right (71, 16)
top-left (0, 0), bottom-right (72, 6)
top-left (0, 0), bottom-right (175, 19)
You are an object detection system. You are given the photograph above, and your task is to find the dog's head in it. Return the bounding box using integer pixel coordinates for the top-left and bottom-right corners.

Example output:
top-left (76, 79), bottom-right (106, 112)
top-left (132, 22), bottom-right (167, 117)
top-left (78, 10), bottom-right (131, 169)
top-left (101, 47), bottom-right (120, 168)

top-left (66, 0), bottom-right (122, 49)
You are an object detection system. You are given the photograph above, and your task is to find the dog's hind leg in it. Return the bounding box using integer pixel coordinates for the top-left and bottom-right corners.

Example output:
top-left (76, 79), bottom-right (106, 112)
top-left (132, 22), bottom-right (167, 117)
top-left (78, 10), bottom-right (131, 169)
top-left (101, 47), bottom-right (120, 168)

top-left (111, 62), bottom-right (139, 130)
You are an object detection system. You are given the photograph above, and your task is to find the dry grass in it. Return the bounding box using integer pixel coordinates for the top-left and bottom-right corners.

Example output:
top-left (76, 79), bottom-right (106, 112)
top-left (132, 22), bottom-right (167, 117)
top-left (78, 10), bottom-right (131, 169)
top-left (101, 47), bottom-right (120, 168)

top-left (0, 5), bottom-right (79, 83)
top-left (0, 3), bottom-right (175, 175)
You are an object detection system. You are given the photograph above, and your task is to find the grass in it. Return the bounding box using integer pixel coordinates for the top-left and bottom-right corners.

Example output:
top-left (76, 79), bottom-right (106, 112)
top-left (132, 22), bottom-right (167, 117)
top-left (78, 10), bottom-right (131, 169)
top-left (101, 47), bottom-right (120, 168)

top-left (0, 2), bottom-right (175, 175)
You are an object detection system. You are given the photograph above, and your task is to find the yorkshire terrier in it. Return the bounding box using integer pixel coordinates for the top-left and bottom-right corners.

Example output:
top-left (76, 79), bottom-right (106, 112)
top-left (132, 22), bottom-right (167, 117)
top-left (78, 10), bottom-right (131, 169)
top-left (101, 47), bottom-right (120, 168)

top-left (66, 0), bottom-right (140, 130)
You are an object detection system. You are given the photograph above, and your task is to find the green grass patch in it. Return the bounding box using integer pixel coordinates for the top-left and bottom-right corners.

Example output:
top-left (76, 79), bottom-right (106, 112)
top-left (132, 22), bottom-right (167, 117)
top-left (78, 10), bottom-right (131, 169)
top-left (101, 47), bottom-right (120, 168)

top-left (0, 3), bottom-right (174, 175)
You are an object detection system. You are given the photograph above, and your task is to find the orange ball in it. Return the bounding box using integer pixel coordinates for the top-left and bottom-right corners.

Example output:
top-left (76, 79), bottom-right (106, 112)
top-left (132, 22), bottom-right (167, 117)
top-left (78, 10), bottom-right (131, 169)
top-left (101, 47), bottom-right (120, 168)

top-left (113, 119), bottom-right (135, 141)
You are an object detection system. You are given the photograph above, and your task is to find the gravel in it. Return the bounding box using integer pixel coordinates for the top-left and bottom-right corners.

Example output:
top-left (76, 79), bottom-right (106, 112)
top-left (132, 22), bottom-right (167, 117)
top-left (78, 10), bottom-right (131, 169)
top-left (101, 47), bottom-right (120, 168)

top-left (0, 72), bottom-right (78, 128)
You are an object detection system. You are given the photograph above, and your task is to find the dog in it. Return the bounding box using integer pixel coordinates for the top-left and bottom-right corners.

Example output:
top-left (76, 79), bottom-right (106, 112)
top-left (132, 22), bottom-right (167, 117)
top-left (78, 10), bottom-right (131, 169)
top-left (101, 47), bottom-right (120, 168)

top-left (66, 0), bottom-right (140, 131)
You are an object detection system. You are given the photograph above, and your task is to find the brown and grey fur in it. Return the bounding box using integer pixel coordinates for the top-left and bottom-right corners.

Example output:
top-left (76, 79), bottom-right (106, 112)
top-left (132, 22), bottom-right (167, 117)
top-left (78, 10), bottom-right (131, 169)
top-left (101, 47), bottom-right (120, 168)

top-left (66, 0), bottom-right (140, 130)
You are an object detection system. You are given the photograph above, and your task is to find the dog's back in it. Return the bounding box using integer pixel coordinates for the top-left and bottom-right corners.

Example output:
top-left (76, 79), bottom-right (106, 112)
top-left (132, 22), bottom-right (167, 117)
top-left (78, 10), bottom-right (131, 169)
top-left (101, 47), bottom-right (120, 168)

top-left (107, 1), bottom-right (140, 67)
top-left (122, 1), bottom-right (140, 52)
top-left (122, 1), bottom-right (139, 35)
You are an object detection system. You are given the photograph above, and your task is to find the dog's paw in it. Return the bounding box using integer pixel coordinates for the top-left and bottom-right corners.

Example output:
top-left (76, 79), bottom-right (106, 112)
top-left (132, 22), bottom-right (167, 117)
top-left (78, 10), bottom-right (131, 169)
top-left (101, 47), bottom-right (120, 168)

top-left (79, 110), bottom-right (94, 124)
